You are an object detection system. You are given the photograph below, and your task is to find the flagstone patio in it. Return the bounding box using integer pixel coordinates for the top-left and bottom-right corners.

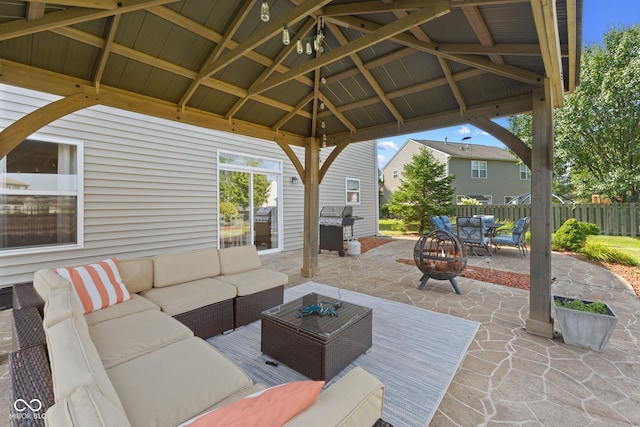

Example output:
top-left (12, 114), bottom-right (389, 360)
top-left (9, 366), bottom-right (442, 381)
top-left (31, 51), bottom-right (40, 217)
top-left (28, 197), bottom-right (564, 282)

top-left (0, 237), bottom-right (638, 426)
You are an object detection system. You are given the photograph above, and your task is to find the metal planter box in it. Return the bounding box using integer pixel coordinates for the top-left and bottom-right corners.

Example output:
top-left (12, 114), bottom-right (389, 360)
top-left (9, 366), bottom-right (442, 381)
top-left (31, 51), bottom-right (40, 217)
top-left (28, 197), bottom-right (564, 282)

top-left (553, 295), bottom-right (618, 352)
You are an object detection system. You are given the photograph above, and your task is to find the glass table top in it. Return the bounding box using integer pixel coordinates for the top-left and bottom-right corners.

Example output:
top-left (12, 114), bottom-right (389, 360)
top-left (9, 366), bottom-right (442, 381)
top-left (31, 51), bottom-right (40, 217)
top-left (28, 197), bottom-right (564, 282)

top-left (262, 293), bottom-right (372, 340)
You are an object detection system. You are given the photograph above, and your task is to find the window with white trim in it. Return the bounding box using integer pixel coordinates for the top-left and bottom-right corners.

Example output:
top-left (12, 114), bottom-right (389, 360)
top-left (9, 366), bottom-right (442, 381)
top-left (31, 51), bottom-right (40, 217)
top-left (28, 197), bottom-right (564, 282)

top-left (346, 178), bottom-right (360, 205)
top-left (471, 160), bottom-right (487, 179)
top-left (392, 170), bottom-right (398, 179)
top-left (519, 164), bottom-right (531, 180)
top-left (1, 138), bottom-right (83, 253)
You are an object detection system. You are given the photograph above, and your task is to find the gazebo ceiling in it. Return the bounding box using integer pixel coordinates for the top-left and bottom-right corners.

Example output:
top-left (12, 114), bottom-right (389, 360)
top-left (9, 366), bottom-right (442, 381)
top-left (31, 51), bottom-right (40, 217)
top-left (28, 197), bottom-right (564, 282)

top-left (0, 0), bottom-right (582, 152)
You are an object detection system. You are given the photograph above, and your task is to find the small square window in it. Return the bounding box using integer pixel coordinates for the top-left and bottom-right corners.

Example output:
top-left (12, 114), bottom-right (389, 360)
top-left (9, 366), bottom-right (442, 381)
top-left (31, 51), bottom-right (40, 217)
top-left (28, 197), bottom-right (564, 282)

top-left (392, 170), bottom-right (398, 179)
top-left (520, 164), bottom-right (531, 180)
top-left (346, 178), bottom-right (360, 205)
top-left (471, 160), bottom-right (487, 179)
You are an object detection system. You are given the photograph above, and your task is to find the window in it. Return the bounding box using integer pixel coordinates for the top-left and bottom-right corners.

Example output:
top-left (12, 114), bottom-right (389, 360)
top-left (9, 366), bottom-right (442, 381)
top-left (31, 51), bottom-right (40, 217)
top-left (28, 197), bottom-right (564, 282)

top-left (456, 195), bottom-right (493, 205)
top-left (471, 160), bottom-right (487, 178)
top-left (1, 138), bottom-right (83, 254)
top-left (392, 170), bottom-right (398, 179)
top-left (346, 178), bottom-right (360, 205)
top-left (520, 164), bottom-right (531, 180)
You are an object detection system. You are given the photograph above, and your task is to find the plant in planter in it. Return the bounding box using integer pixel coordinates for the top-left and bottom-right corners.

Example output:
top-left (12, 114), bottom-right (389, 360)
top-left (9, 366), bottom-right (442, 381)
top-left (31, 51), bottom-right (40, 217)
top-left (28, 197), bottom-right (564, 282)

top-left (553, 295), bottom-right (618, 352)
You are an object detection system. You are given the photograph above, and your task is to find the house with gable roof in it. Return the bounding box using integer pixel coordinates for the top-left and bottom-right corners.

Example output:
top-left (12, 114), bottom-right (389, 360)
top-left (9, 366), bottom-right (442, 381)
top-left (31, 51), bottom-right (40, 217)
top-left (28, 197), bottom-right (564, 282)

top-left (381, 139), bottom-right (531, 207)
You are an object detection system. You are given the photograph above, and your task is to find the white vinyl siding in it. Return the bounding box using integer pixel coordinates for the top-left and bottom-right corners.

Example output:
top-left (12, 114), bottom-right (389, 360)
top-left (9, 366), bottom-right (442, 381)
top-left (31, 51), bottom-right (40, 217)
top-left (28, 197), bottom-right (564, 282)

top-left (0, 85), bottom-right (377, 285)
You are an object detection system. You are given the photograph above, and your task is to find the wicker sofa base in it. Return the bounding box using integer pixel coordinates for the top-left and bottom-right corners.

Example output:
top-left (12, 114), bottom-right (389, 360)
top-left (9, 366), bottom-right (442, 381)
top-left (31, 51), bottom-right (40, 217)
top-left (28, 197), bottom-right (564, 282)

top-left (234, 285), bottom-right (284, 328)
top-left (10, 344), bottom-right (53, 427)
top-left (173, 299), bottom-right (234, 339)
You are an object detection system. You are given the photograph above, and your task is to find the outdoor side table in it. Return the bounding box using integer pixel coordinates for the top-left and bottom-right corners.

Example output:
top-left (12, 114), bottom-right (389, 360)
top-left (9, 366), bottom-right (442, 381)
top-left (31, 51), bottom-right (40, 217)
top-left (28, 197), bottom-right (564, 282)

top-left (261, 293), bottom-right (372, 381)
top-left (12, 283), bottom-right (45, 317)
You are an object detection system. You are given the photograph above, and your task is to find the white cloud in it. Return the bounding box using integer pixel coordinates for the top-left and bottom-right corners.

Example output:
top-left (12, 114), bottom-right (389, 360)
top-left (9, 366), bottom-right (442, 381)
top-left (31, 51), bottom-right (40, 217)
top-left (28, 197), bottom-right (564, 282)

top-left (377, 140), bottom-right (399, 151)
top-left (475, 130), bottom-right (490, 136)
top-left (457, 125), bottom-right (471, 135)
top-left (377, 154), bottom-right (386, 164)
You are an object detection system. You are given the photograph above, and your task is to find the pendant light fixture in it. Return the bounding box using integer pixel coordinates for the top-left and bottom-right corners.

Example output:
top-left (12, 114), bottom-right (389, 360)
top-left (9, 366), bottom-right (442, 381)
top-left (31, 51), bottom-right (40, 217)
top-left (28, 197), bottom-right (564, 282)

top-left (260, 1), bottom-right (270, 22)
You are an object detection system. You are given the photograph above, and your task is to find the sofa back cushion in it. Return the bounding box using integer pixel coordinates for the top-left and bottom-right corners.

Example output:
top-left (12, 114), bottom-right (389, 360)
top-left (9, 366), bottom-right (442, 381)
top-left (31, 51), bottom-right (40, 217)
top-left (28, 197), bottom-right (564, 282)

top-left (153, 248), bottom-right (220, 288)
top-left (55, 258), bottom-right (131, 314)
top-left (46, 315), bottom-right (125, 413)
top-left (116, 258), bottom-right (154, 293)
top-left (219, 245), bottom-right (261, 275)
top-left (33, 269), bottom-right (72, 302)
top-left (43, 286), bottom-right (85, 330)
top-left (45, 385), bottom-right (132, 427)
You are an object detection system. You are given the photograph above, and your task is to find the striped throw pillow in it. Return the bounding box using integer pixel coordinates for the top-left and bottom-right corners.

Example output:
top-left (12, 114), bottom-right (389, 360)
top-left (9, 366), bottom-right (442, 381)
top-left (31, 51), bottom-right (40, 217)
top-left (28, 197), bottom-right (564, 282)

top-left (55, 258), bottom-right (131, 314)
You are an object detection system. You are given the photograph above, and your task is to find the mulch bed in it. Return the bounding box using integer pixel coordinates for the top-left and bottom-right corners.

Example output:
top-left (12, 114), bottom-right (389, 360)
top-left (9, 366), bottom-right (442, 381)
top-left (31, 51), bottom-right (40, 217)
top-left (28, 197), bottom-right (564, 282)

top-left (396, 258), bottom-right (531, 290)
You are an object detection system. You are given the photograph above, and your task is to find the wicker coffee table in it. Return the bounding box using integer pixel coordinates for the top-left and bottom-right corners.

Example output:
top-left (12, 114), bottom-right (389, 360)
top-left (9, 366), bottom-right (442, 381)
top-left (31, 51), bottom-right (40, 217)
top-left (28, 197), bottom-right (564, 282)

top-left (261, 292), bottom-right (372, 381)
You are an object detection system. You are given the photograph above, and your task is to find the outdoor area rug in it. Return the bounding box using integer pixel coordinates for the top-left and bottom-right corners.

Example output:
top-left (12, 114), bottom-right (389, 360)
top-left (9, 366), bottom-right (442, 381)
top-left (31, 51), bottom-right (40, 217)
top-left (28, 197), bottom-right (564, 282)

top-left (208, 282), bottom-right (480, 426)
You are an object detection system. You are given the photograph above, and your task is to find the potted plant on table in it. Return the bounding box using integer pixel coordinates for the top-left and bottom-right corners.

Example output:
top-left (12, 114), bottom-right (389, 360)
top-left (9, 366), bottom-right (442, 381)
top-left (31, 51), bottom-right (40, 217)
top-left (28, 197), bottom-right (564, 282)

top-left (553, 295), bottom-right (618, 352)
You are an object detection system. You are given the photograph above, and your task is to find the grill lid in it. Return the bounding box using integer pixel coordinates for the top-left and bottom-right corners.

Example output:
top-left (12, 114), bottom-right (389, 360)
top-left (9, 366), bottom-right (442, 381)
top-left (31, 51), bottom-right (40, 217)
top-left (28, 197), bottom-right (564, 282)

top-left (320, 206), bottom-right (353, 218)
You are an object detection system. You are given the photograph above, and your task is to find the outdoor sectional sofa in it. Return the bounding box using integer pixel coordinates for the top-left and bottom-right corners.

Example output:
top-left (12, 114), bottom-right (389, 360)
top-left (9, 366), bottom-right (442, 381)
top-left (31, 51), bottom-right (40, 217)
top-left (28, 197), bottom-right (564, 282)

top-left (10, 245), bottom-right (385, 426)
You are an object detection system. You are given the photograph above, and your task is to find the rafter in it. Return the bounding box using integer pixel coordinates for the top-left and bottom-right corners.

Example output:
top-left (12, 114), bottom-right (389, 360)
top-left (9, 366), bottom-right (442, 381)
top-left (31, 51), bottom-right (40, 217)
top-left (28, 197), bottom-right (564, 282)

top-left (187, 0), bottom-right (330, 101)
top-left (93, 14), bottom-right (120, 92)
top-left (0, 0), bottom-right (175, 41)
top-left (322, 0), bottom-right (530, 16)
top-left (460, 5), bottom-right (505, 65)
top-left (179, 0), bottom-right (257, 110)
top-left (250, 3), bottom-right (451, 96)
top-left (26, 2), bottom-right (46, 20)
top-left (325, 15), bottom-right (544, 86)
top-left (326, 21), bottom-right (404, 124)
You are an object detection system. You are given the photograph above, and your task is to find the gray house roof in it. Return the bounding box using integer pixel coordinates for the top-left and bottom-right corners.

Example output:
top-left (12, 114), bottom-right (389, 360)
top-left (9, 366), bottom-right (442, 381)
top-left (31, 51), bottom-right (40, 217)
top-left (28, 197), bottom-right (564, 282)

top-left (413, 139), bottom-right (518, 161)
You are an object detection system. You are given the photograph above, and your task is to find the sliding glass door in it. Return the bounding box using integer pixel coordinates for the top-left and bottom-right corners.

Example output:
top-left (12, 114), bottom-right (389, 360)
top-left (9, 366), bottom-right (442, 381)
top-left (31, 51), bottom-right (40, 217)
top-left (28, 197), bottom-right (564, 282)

top-left (218, 152), bottom-right (281, 252)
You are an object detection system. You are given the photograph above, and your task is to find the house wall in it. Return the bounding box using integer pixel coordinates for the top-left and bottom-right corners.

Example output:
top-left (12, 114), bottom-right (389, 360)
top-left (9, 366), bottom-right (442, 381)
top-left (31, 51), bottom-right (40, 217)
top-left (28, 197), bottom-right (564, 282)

top-left (449, 158), bottom-right (530, 204)
top-left (0, 85), bottom-right (378, 286)
top-left (381, 140), bottom-right (530, 207)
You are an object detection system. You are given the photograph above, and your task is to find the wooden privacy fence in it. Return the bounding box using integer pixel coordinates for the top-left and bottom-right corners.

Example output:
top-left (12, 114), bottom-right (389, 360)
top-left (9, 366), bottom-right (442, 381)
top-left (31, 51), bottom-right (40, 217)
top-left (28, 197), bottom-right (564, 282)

top-left (456, 203), bottom-right (640, 237)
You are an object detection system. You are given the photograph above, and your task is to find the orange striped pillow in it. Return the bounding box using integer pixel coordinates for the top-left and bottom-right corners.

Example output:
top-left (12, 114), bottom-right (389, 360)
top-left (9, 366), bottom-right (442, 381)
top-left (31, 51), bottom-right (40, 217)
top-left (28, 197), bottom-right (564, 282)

top-left (55, 258), bottom-right (131, 314)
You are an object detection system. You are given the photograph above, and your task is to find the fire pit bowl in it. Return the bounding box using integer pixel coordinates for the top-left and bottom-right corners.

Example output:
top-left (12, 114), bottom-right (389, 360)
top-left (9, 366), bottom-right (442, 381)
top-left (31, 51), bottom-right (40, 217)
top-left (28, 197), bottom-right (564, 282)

top-left (414, 230), bottom-right (467, 294)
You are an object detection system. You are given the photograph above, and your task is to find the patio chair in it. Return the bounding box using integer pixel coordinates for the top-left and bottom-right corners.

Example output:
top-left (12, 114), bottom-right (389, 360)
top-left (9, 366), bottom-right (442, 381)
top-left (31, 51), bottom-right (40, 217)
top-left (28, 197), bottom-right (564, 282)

top-left (456, 217), bottom-right (491, 256)
top-left (492, 217), bottom-right (530, 256)
top-left (440, 215), bottom-right (455, 233)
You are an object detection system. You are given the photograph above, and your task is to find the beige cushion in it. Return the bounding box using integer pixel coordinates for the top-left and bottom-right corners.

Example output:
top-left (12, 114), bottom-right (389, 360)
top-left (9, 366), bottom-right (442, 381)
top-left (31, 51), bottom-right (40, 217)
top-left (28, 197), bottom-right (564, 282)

top-left (219, 268), bottom-right (288, 296)
top-left (284, 367), bottom-right (384, 427)
top-left (153, 248), bottom-right (220, 288)
top-left (218, 245), bottom-right (261, 275)
top-left (116, 258), bottom-right (154, 293)
top-left (84, 294), bottom-right (159, 326)
top-left (43, 286), bottom-right (85, 330)
top-left (33, 269), bottom-right (71, 301)
top-left (89, 310), bottom-right (193, 368)
top-left (141, 278), bottom-right (236, 316)
top-left (46, 316), bottom-right (125, 413)
top-left (45, 385), bottom-right (132, 427)
top-left (107, 337), bottom-right (253, 427)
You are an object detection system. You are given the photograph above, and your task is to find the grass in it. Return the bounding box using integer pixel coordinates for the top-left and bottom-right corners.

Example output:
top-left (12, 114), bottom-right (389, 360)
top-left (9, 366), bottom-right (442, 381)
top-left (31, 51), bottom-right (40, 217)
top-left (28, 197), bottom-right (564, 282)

top-left (587, 235), bottom-right (640, 264)
top-left (379, 219), bottom-right (419, 235)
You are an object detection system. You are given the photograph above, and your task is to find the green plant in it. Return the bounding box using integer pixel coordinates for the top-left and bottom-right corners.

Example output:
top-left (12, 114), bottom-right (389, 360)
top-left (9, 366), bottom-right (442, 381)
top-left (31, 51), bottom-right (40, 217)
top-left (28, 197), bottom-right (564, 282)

top-left (459, 197), bottom-right (481, 205)
top-left (554, 298), bottom-right (610, 315)
top-left (581, 240), bottom-right (639, 266)
top-left (552, 219), bottom-right (600, 251)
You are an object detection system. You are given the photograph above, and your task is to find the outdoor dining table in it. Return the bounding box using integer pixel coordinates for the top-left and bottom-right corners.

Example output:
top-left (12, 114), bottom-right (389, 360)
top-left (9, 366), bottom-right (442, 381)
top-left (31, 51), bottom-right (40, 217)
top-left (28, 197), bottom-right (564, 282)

top-left (484, 222), bottom-right (505, 239)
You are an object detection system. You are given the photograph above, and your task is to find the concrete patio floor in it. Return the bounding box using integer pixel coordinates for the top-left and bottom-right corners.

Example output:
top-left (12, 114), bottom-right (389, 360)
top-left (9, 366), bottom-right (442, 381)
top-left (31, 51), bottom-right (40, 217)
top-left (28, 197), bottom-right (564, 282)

top-left (0, 237), bottom-right (638, 426)
top-left (261, 237), bottom-right (640, 426)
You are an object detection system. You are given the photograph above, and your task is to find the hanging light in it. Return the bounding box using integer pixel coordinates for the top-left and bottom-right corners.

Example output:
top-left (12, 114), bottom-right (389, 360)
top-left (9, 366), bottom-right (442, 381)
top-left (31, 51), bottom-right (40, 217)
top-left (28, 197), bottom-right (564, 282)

top-left (305, 41), bottom-right (312, 55)
top-left (296, 39), bottom-right (303, 54)
top-left (282, 24), bottom-right (290, 46)
top-left (260, 1), bottom-right (270, 22)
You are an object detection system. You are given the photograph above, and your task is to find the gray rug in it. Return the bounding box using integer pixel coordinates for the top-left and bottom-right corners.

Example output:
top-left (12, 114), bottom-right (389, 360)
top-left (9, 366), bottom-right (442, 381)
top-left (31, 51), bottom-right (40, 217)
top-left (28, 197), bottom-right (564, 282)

top-left (208, 282), bottom-right (479, 427)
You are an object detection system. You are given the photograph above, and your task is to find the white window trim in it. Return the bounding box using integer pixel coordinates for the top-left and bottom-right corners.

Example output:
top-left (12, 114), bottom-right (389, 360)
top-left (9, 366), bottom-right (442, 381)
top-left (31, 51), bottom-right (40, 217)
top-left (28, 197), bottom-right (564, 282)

top-left (345, 177), bottom-right (361, 205)
top-left (0, 134), bottom-right (84, 257)
top-left (392, 170), bottom-right (398, 179)
top-left (471, 160), bottom-right (487, 179)
top-left (519, 164), bottom-right (531, 180)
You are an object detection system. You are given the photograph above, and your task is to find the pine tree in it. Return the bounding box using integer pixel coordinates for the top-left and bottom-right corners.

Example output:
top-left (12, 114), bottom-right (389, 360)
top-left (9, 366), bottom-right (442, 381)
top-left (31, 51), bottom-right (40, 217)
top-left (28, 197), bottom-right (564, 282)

top-left (386, 147), bottom-right (455, 234)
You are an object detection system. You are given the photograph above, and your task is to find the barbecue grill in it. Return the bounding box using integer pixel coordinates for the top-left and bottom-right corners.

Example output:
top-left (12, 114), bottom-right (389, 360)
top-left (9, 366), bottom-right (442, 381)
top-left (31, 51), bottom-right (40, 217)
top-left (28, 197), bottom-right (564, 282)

top-left (254, 206), bottom-right (276, 248)
top-left (319, 206), bottom-right (359, 257)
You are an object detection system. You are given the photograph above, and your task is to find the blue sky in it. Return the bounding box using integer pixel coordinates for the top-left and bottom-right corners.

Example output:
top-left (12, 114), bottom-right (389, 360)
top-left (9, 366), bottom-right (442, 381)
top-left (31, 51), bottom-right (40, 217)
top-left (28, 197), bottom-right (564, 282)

top-left (376, 0), bottom-right (640, 167)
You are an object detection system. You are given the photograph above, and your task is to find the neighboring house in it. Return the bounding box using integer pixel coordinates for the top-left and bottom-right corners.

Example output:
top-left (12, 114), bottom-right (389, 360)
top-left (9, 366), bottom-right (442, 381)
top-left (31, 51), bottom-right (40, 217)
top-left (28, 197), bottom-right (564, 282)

top-left (381, 139), bottom-right (530, 206)
top-left (0, 85), bottom-right (378, 286)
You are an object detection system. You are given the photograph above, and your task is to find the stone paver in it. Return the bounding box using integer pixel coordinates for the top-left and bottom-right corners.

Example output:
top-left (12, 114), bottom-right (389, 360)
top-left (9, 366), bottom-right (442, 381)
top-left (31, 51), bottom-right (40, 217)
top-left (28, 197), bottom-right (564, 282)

top-left (1, 237), bottom-right (638, 426)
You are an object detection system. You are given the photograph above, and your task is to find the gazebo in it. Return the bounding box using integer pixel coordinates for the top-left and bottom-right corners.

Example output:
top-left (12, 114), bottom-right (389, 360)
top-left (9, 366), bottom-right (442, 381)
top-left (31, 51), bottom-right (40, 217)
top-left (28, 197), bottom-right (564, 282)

top-left (0, 0), bottom-right (583, 338)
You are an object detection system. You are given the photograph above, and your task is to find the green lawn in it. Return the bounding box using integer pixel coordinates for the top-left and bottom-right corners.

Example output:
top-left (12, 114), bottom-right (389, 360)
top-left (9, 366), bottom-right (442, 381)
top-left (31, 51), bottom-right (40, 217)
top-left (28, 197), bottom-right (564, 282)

top-left (588, 235), bottom-right (640, 264)
top-left (379, 219), bottom-right (419, 235)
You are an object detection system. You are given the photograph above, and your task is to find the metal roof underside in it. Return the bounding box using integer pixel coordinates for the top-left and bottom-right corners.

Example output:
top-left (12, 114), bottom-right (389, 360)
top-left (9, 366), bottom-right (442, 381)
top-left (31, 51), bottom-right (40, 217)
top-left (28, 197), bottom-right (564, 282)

top-left (0, 0), bottom-right (583, 149)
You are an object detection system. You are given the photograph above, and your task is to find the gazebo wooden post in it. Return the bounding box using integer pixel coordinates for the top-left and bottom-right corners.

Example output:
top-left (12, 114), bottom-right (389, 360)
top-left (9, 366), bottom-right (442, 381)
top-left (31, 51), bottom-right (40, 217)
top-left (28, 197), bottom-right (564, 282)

top-left (300, 137), bottom-right (321, 277)
top-left (526, 80), bottom-right (555, 338)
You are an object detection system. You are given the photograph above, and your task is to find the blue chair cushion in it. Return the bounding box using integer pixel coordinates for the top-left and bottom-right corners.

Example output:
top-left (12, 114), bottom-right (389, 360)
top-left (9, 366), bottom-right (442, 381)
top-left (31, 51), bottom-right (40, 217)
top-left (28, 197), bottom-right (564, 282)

top-left (492, 234), bottom-right (517, 245)
top-left (431, 216), bottom-right (445, 230)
